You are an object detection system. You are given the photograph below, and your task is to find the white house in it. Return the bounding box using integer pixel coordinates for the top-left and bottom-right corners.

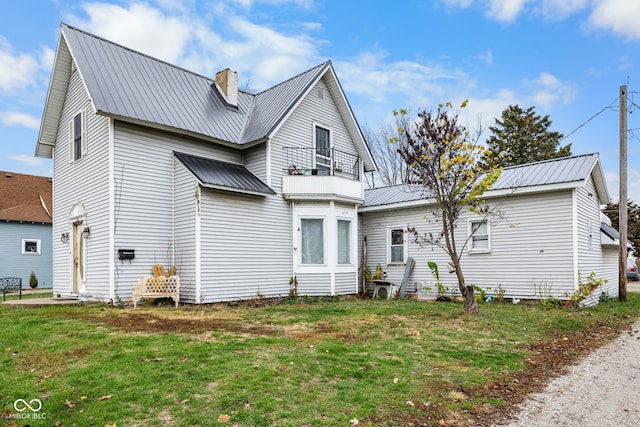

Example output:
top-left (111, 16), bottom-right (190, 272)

top-left (35, 24), bottom-right (375, 303)
top-left (360, 154), bottom-right (619, 304)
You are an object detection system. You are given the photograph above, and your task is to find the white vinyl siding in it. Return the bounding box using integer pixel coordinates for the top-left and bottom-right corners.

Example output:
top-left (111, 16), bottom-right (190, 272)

top-left (295, 272), bottom-right (332, 296)
top-left (173, 160), bottom-right (198, 303)
top-left (52, 64), bottom-right (111, 300)
top-left (362, 190), bottom-right (576, 299)
top-left (112, 122), bottom-right (243, 298)
top-left (576, 176), bottom-right (618, 304)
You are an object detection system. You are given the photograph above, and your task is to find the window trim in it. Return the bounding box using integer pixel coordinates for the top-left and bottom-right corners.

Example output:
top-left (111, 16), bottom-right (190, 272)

top-left (300, 217), bottom-right (326, 266)
top-left (70, 110), bottom-right (87, 162)
top-left (313, 122), bottom-right (332, 170)
top-left (337, 219), bottom-right (352, 265)
top-left (22, 239), bottom-right (41, 255)
top-left (468, 219), bottom-right (491, 253)
top-left (387, 226), bottom-right (407, 265)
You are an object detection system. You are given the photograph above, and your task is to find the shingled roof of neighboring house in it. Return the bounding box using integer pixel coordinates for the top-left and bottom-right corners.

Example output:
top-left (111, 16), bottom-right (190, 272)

top-left (362, 153), bottom-right (609, 210)
top-left (35, 24), bottom-right (376, 172)
top-left (0, 171), bottom-right (52, 223)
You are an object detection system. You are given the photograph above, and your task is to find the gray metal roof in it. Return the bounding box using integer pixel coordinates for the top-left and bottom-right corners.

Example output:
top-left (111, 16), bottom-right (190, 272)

top-left (37, 24), bottom-right (376, 172)
top-left (363, 153), bottom-right (608, 208)
top-left (174, 152), bottom-right (275, 196)
top-left (600, 221), bottom-right (619, 240)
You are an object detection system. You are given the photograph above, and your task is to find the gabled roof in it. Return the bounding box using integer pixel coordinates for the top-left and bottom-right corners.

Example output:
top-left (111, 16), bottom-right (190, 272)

top-left (0, 172), bottom-right (52, 223)
top-left (362, 153), bottom-right (609, 210)
top-left (174, 152), bottom-right (275, 196)
top-left (36, 24), bottom-right (375, 171)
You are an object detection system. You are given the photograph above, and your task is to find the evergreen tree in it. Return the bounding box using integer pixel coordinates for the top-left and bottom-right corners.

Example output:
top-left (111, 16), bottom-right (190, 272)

top-left (482, 105), bottom-right (571, 168)
top-left (604, 201), bottom-right (640, 258)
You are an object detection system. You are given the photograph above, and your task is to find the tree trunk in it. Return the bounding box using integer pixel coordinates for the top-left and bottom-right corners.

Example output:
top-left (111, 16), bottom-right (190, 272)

top-left (463, 285), bottom-right (478, 314)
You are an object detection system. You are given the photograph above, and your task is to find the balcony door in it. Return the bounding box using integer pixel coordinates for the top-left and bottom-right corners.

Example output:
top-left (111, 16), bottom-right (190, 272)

top-left (315, 126), bottom-right (331, 171)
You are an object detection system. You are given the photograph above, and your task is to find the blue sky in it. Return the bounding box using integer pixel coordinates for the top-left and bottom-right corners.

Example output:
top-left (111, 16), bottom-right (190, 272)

top-left (1, 0), bottom-right (639, 201)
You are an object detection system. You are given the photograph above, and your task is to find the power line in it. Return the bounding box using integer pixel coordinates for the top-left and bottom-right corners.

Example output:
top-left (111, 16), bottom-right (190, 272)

top-left (559, 97), bottom-right (619, 142)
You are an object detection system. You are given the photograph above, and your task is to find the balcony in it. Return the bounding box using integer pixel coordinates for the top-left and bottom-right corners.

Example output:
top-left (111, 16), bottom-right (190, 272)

top-left (282, 147), bottom-right (364, 203)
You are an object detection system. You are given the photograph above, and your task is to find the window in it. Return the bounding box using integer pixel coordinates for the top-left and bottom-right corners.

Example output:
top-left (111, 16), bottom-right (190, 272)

top-left (469, 220), bottom-right (490, 252)
top-left (71, 112), bottom-right (86, 161)
top-left (337, 220), bottom-right (351, 264)
top-left (388, 228), bottom-right (406, 264)
top-left (301, 218), bottom-right (324, 264)
top-left (588, 219), bottom-right (593, 249)
top-left (22, 239), bottom-right (41, 255)
top-left (315, 126), bottom-right (331, 170)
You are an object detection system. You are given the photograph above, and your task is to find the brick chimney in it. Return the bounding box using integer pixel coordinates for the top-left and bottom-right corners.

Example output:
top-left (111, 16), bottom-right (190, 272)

top-left (215, 68), bottom-right (238, 108)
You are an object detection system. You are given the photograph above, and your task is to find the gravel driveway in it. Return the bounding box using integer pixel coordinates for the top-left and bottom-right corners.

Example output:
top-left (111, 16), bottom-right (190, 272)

top-left (497, 284), bottom-right (640, 427)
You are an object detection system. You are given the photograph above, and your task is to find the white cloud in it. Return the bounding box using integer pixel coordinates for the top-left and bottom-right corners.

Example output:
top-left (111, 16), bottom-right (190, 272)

top-left (69, 2), bottom-right (192, 64)
top-left (487, 0), bottom-right (530, 22)
top-left (526, 72), bottom-right (578, 110)
top-left (588, 0), bottom-right (640, 40)
top-left (0, 111), bottom-right (40, 129)
top-left (538, 0), bottom-right (589, 20)
top-left (8, 154), bottom-right (43, 167)
top-left (0, 37), bottom-right (39, 91)
top-left (335, 50), bottom-right (469, 106)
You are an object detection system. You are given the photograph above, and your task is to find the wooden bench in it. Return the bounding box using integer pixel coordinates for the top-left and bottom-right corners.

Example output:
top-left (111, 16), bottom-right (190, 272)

top-left (1, 277), bottom-right (22, 301)
top-left (132, 264), bottom-right (180, 308)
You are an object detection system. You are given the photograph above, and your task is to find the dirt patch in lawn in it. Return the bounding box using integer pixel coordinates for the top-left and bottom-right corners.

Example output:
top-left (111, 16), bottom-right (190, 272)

top-left (66, 309), bottom-right (634, 426)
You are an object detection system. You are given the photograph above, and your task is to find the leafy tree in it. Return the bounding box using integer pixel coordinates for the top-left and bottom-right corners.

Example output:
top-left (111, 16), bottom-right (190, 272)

top-left (392, 101), bottom-right (504, 313)
top-left (604, 201), bottom-right (640, 258)
top-left (482, 105), bottom-right (571, 168)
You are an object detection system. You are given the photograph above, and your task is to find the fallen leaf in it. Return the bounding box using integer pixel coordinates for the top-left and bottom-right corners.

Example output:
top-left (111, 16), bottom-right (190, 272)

top-left (218, 414), bottom-right (231, 423)
top-left (105, 424), bottom-right (117, 427)
top-left (180, 399), bottom-right (190, 404)
top-left (98, 395), bottom-right (112, 401)
top-left (438, 419), bottom-right (446, 426)
top-left (406, 400), bottom-right (414, 407)
top-left (350, 418), bottom-right (359, 425)
top-left (8, 423), bottom-right (18, 427)
top-left (65, 400), bottom-right (76, 408)
top-left (393, 377), bottom-right (399, 384)
top-left (80, 396), bottom-right (87, 401)
top-left (53, 422), bottom-right (62, 426)
top-left (233, 350), bottom-right (245, 355)
top-left (4, 347), bottom-right (10, 352)
top-left (44, 372), bottom-right (53, 379)
top-left (180, 357), bottom-right (190, 362)
top-left (142, 357), bottom-right (163, 362)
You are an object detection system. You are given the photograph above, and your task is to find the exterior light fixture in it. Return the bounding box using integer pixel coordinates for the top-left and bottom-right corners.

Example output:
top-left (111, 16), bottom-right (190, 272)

top-left (82, 227), bottom-right (91, 239)
top-left (61, 232), bottom-right (69, 244)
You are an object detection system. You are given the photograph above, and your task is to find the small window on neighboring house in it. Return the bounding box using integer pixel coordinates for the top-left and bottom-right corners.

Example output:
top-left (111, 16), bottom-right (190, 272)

top-left (315, 126), bottom-right (331, 170)
top-left (388, 228), bottom-right (407, 264)
top-left (588, 219), bottom-right (593, 249)
top-left (22, 239), bottom-right (41, 255)
top-left (469, 220), bottom-right (490, 252)
top-left (301, 218), bottom-right (324, 264)
top-left (71, 111), bottom-right (86, 161)
top-left (337, 220), bottom-right (351, 264)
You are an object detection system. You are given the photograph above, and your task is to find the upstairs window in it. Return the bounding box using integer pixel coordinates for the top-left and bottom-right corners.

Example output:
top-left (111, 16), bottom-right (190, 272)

top-left (71, 112), bottom-right (86, 161)
top-left (315, 126), bottom-right (331, 170)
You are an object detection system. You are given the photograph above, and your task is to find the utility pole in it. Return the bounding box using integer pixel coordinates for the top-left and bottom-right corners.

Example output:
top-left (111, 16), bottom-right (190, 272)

top-left (619, 85), bottom-right (628, 302)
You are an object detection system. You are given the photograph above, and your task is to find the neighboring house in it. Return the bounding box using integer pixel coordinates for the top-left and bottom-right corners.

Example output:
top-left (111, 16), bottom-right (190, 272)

top-left (35, 24), bottom-right (375, 303)
top-left (360, 154), bottom-right (619, 305)
top-left (0, 171), bottom-right (53, 288)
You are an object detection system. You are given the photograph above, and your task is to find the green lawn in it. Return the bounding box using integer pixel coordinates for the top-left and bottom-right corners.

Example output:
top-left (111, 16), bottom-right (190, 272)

top-left (1, 295), bottom-right (639, 426)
